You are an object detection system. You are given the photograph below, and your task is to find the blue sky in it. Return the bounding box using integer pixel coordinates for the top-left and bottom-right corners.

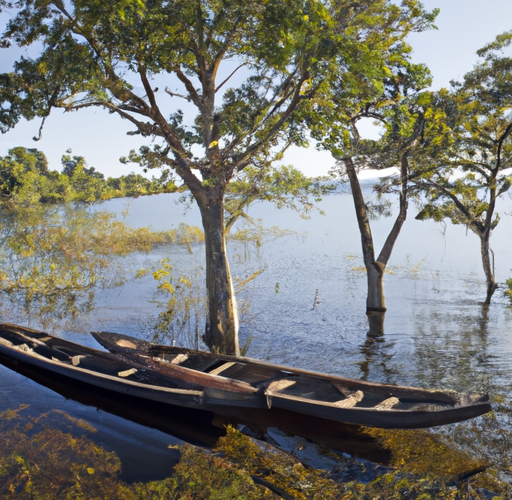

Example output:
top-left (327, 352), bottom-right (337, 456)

top-left (1, 0), bottom-right (511, 178)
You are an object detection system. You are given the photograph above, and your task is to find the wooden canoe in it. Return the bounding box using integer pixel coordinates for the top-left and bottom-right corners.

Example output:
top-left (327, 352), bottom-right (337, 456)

top-left (89, 329), bottom-right (491, 429)
top-left (0, 323), bottom-right (491, 429)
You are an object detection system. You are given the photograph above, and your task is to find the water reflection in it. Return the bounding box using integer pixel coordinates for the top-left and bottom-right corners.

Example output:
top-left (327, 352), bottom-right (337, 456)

top-left (0, 363), bottom-right (217, 482)
top-left (358, 332), bottom-right (398, 383)
top-left (409, 308), bottom-right (493, 393)
top-left (2, 189), bottom-right (512, 485)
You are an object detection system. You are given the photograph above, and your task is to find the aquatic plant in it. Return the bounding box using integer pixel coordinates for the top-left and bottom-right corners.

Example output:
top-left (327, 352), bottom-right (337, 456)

top-left (0, 407), bottom-right (506, 499)
top-left (504, 278), bottom-right (512, 304)
top-left (0, 407), bottom-right (133, 500)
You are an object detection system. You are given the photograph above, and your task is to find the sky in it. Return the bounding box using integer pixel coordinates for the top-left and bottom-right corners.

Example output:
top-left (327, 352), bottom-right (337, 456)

top-left (0, 0), bottom-right (511, 178)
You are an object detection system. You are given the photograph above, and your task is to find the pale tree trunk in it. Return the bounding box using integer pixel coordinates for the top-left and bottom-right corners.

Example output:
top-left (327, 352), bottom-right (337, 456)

top-left (197, 195), bottom-right (240, 356)
top-left (344, 154), bottom-right (409, 335)
top-left (481, 232), bottom-right (497, 306)
top-left (344, 158), bottom-right (386, 335)
top-left (481, 189), bottom-right (498, 306)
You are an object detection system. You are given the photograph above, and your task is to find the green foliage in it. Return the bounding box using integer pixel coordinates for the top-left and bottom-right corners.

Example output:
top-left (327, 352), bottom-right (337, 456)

top-left (228, 217), bottom-right (296, 263)
top-left (211, 426), bottom-right (474, 500)
top-left (0, 0), bottom-right (438, 202)
top-left (410, 30), bottom-right (512, 237)
top-left (505, 278), bottom-right (512, 303)
top-left (0, 147), bottom-right (177, 205)
top-left (144, 442), bottom-right (269, 500)
top-left (225, 164), bottom-right (334, 232)
top-left (363, 427), bottom-right (486, 480)
top-left (137, 258), bottom-right (207, 349)
top-left (0, 202), bottom-right (183, 330)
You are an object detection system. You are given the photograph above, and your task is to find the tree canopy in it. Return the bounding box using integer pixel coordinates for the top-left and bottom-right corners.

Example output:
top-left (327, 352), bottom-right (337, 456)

top-left (0, 0), bottom-right (437, 353)
top-left (414, 32), bottom-right (512, 304)
top-left (0, 146), bottom-right (178, 203)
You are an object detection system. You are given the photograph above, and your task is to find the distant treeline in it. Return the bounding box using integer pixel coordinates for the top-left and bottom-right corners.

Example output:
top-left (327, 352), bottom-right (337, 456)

top-left (0, 147), bottom-right (179, 205)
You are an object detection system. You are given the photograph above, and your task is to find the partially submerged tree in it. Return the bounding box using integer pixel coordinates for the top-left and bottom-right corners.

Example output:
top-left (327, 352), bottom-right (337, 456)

top-left (338, 98), bottom-right (430, 333)
top-left (315, 55), bottom-right (439, 333)
top-left (0, 0), bottom-right (436, 353)
top-left (415, 32), bottom-right (512, 305)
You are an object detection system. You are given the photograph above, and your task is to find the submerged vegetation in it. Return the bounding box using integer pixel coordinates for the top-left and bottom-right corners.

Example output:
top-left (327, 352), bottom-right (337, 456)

top-left (0, 204), bottom-right (205, 330)
top-left (0, 147), bottom-right (201, 331)
top-left (505, 278), bottom-right (512, 304)
top-left (0, 406), bottom-right (507, 499)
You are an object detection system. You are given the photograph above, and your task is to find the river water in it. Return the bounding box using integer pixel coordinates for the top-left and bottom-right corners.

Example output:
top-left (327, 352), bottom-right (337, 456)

top-left (1, 180), bottom-right (512, 481)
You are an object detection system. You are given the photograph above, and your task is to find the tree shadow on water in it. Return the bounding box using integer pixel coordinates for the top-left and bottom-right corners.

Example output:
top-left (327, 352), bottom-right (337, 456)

top-left (358, 315), bottom-right (398, 384)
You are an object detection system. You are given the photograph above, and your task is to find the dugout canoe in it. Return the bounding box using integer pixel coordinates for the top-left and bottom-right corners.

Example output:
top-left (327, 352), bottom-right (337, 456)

top-left (88, 329), bottom-right (491, 429)
top-left (0, 323), bottom-right (492, 429)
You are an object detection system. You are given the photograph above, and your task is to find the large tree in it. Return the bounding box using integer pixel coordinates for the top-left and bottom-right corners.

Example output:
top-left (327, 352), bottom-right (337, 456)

top-left (0, 0), bottom-right (436, 354)
top-left (415, 32), bottom-right (512, 305)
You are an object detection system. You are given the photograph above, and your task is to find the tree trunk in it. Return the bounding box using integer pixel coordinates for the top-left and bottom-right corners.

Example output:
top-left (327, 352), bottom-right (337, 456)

top-left (366, 260), bottom-right (386, 314)
top-left (344, 158), bottom-right (387, 334)
top-left (481, 233), bottom-right (497, 305)
top-left (197, 195), bottom-right (240, 355)
top-left (366, 267), bottom-right (386, 336)
top-left (481, 185), bottom-right (498, 306)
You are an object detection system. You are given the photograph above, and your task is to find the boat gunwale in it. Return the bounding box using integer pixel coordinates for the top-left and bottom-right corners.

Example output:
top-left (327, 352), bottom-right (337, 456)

top-left (0, 335), bottom-right (204, 398)
top-left (265, 389), bottom-right (492, 415)
top-left (92, 331), bottom-right (485, 405)
top-left (0, 323), bottom-right (258, 395)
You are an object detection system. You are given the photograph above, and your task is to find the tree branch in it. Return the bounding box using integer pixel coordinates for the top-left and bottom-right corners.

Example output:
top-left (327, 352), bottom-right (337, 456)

top-left (175, 66), bottom-right (203, 112)
top-left (138, 63), bottom-right (159, 111)
top-left (496, 120), bottom-right (512, 170)
top-left (420, 178), bottom-right (485, 235)
top-left (377, 150), bottom-right (409, 265)
top-left (216, 63), bottom-right (247, 93)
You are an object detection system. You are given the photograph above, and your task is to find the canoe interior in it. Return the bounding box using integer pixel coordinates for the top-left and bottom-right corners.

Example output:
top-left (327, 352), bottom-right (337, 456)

top-left (91, 330), bottom-right (491, 417)
top-left (113, 349), bottom-right (454, 412)
top-left (0, 325), bottom-right (201, 391)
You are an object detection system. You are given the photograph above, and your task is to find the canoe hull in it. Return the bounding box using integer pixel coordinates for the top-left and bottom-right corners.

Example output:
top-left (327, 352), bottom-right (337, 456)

top-left (91, 330), bottom-right (492, 429)
top-left (0, 323), bottom-right (492, 430)
top-left (266, 391), bottom-right (491, 429)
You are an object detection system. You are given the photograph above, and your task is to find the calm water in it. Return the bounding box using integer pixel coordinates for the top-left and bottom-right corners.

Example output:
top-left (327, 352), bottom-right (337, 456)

top-left (89, 184), bottom-right (512, 390)
top-left (1, 181), bottom-right (512, 480)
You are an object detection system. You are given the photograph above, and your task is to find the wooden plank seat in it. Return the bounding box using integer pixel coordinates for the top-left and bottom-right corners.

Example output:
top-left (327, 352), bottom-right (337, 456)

top-left (68, 354), bottom-right (133, 376)
top-left (208, 361), bottom-right (238, 376)
top-left (210, 363), bottom-right (283, 385)
top-left (374, 397), bottom-right (400, 410)
top-left (332, 390), bottom-right (364, 408)
top-left (170, 353), bottom-right (189, 365)
top-left (266, 379), bottom-right (297, 393)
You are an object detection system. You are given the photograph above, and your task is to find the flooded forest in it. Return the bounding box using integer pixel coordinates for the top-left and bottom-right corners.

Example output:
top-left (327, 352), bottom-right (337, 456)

top-left (1, 0), bottom-right (512, 497)
top-left (1, 184), bottom-right (512, 498)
